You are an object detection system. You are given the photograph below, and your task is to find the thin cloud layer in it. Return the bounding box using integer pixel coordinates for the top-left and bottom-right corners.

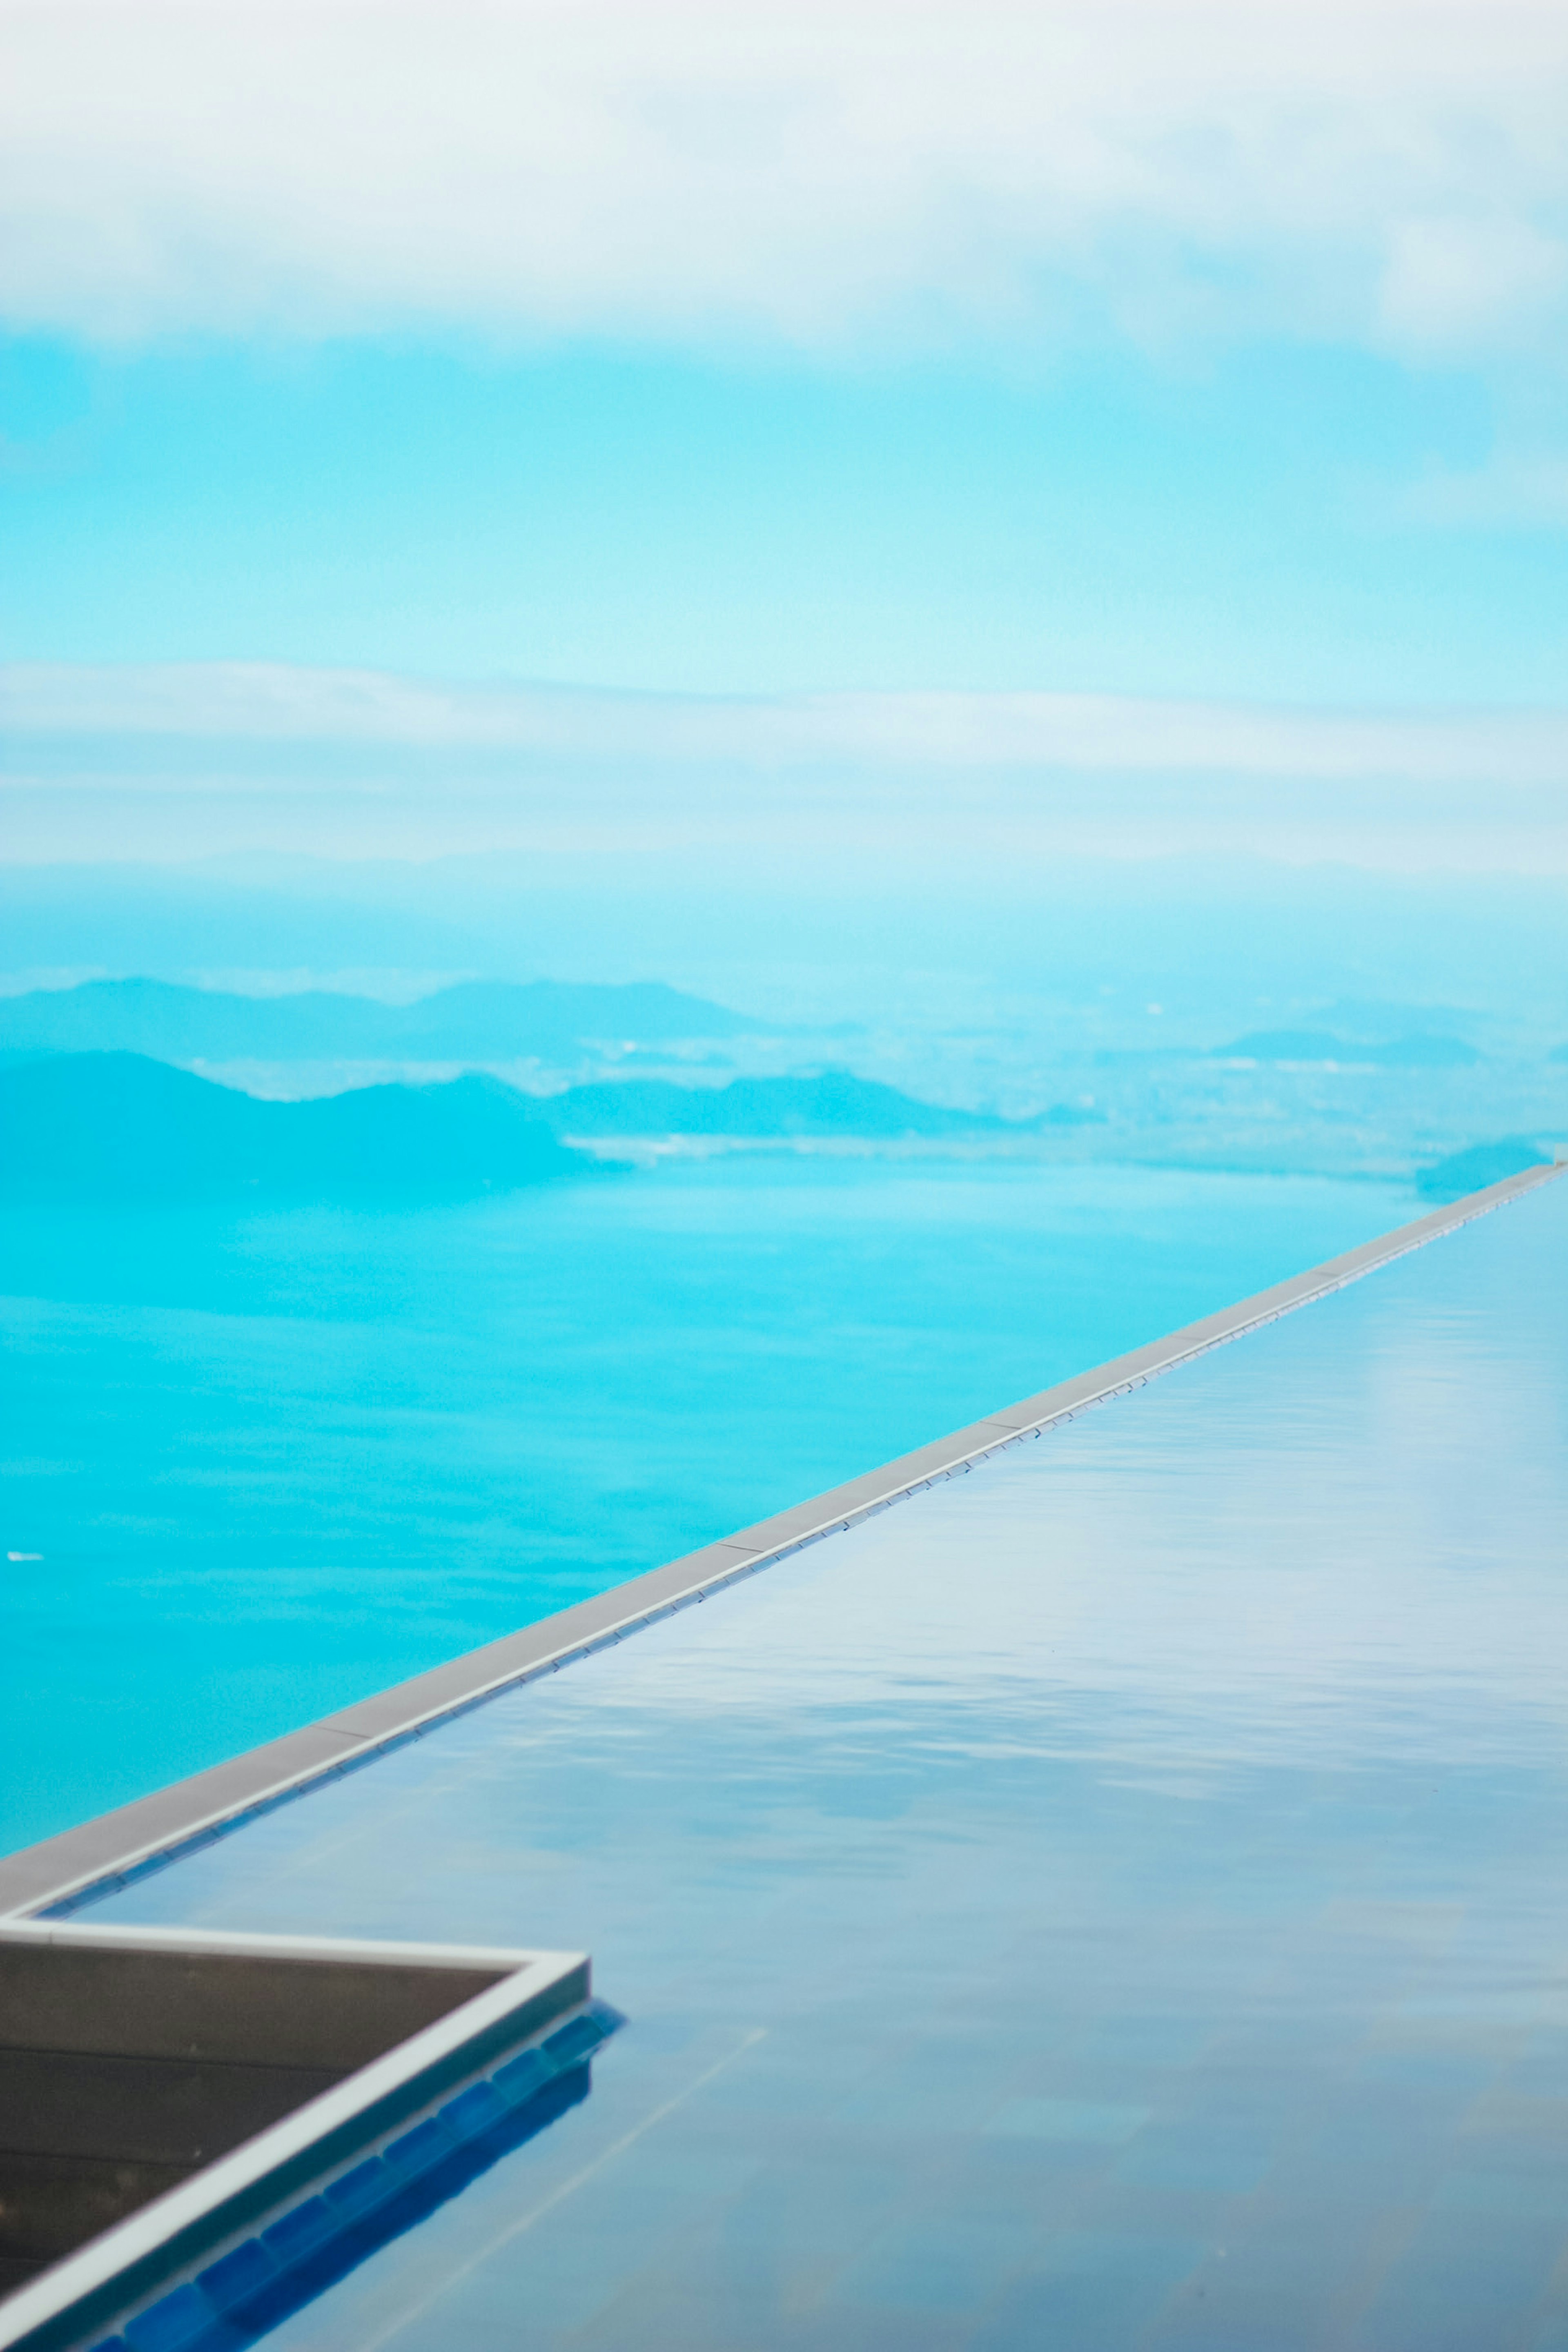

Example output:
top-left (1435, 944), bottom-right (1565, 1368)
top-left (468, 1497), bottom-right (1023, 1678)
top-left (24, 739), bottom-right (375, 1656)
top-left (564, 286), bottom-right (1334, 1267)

top-left (4, 1), bottom-right (1566, 360)
top-left (7, 662), bottom-right (1568, 786)
top-left (5, 662), bottom-right (1568, 875)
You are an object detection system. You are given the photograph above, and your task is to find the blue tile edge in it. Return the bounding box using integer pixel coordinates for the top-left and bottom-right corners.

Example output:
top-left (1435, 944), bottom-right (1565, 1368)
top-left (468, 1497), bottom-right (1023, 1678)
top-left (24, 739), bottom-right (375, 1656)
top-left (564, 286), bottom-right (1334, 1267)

top-left (71, 2001), bottom-right (623, 2352)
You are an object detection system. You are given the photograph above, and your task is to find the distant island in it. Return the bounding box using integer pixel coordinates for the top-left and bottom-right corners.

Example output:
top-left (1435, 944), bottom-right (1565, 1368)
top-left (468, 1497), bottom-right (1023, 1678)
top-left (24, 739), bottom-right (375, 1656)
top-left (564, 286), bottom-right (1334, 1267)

top-left (1214, 1029), bottom-right (1480, 1069)
top-left (1415, 1138), bottom-right (1550, 1201)
top-left (535, 1071), bottom-right (1100, 1141)
top-left (1, 1051), bottom-right (1553, 1207)
top-left (0, 1054), bottom-right (588, 1202)
top-left (0, 1055), bottom-right (1083, 1203)
top-left (0, 976), bottom-right (751, 1065)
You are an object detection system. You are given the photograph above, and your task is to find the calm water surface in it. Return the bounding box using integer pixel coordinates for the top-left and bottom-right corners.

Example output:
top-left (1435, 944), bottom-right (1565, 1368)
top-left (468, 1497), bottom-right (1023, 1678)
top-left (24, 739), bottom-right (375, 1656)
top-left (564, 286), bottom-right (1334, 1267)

top-left (0, 1155), bottom-right (1412, 1851)
top-left (79, 1174), bottom-right (1568, 2351)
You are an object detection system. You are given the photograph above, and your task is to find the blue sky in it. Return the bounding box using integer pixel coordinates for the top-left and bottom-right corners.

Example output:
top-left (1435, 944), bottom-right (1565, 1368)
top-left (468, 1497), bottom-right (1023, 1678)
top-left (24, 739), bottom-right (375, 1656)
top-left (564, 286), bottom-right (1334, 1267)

top-left (2, 0), bottom-right (1566, 894)
top-left (3, 328), bottom-right (1561, 704)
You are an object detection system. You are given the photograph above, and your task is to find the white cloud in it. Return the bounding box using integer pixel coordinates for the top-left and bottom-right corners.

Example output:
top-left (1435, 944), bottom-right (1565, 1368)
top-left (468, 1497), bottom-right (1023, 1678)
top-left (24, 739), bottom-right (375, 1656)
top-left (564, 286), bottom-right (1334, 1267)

top-left (1379, 212), bottom-right (1568, 354)
top-left (1405, 450), bottom-right (1568, 528)
top-left (4, 662), bottom-right (1568, 876)
top-left (2, 1), bottom-right (1566, 360)
top-left (6, 660), bottom-right (1568, 787)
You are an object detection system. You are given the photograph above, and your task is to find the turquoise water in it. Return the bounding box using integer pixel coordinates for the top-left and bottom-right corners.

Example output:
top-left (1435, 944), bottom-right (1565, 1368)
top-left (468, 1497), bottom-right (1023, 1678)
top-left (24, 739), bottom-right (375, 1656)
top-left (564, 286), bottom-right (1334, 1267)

top-left (76, 1174), bottom-right (1568, 2352)
top-left (0, 1155), bottom-right (1413, 1855)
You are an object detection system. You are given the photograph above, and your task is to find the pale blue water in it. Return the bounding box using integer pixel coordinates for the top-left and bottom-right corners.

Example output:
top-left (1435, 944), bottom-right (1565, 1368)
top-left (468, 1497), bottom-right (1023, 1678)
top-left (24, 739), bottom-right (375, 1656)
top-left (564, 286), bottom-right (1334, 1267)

top-left (0, 1156), bottom-right (1413, 1855)
top-left (72, 1172), bottom-right (1568, 2352)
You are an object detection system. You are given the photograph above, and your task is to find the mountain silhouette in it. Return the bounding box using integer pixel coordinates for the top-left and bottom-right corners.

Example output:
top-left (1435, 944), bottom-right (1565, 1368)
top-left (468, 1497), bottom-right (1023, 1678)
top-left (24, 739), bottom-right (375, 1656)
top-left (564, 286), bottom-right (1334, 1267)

top-left (1415, 1138), bottom-right (1550, 1201)
top-left (0, 1056), bottom-right (1077, 1203)
top-left (0, 1054), bottom-right (588, 1202)
top-left (0, 977), bottom-right (748, 1065)
top-left (532, 1071), bottom-right (1056, 1139)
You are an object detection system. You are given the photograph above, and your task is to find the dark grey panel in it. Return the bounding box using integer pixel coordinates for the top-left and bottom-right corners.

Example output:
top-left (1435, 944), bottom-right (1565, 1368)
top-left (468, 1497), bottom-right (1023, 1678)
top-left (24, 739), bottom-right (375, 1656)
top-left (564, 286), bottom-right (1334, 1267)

top-left (0, 2048), bottom-right (341, 2167)
top-left (0, 2152), bottom-right (187, 2269)
top-left (0, 1928), bottom-right (591, 2351)
top-left (0, 1939), bottom-right (508, 2069)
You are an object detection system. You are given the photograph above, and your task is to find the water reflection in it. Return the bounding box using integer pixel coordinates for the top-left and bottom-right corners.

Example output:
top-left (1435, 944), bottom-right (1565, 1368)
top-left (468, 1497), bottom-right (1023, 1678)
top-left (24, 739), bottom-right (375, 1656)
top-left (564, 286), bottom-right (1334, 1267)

top-left (88, 1176), bottom-right (1568, 2349)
